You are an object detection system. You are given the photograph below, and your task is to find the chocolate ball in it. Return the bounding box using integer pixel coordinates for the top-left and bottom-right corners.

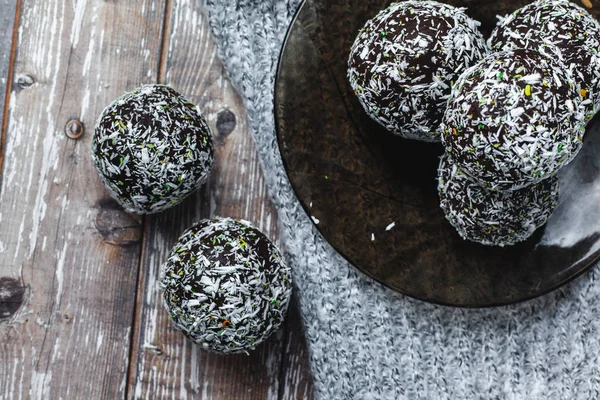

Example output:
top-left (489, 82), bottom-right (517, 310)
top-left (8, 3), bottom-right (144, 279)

top-left (160, 217), bottom-right (292, 354)
top-left (489, 0), bottom-right (600, 119)
top-left (347, 0), bottom-right (487, 141)
top-left (438, 154), bottom-right (559, 246)
top-left (441, 49), bottom-right (586, 190)
top-left (92, 85), bottom-right (214, 214)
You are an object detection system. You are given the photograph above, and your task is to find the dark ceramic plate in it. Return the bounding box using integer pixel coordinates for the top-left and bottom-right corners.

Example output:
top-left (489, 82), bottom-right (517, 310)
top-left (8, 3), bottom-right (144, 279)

top-left (274, 0), bottom-right (600, 307)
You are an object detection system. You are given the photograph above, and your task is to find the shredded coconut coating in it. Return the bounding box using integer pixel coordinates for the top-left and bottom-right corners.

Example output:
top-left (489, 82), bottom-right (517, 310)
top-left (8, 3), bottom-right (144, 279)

top-left (489, 0), bottom-right (600, 119)
top-left (159, 217), bottom-right (292, 354)
top-left (92, 85), bottom-right (214, 214)
top-left (438, 154), bottom-right (559, 246)
top-left (347, 1), bottom-right (488, 142)
top-left (441, 49), bottom-right (586, 190)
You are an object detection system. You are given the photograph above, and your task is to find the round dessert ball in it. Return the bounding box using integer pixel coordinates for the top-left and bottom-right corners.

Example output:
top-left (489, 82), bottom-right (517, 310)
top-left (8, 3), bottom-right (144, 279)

top-left (347, 1), bottom-right (488, 142)
top-left (489, 0), bottom-right (600, 119)
top-left (92, 85), bottom-right (214, 214)
top-left (159, 217), bottom-right (292, 354)
top-left (441, 49), bottom-right (586, 190)
top-left (438, 154), bottom-right (559, 246)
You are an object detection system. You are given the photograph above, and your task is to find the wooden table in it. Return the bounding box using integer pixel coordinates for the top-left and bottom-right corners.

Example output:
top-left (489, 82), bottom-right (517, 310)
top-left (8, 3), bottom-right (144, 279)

top-left (0, 1), bottom-right (314, 398)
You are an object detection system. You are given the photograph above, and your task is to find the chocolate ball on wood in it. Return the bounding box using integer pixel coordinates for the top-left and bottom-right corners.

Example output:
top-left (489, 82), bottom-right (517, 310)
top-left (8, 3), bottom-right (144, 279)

top-left (92, 85), bottom-right (214, 214)
top-left (347, 0), bottom-right (488, 142)
top-left (160, 217), bottom-right (292, 354)
top-left (441, 49), bottom-right (586, 190)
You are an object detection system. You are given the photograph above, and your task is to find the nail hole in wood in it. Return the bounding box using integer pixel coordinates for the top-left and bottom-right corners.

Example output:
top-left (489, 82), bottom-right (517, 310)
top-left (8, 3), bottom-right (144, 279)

top-left (216, 109), bottom-right (237, 138)
top-left (65, 119), bottom-right (84, 140)
top-left (0, 277), bottom-right (26, 321)
top-left (16, 74), bottom-right (34, 89)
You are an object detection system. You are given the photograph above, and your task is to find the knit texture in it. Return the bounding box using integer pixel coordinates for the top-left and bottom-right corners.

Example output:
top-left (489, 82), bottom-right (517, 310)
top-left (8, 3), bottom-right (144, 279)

top-left (203, 1), bottom-right (600, 398)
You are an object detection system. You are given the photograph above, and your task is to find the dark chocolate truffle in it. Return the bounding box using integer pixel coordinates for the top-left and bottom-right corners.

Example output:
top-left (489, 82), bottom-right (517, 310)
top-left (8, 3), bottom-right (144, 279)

top-left (438, 154), bottom-right (559, 246)
top-left (347, 1), bottom-right (488, 142)
top-left (160, 217), bottom-right (292, 354)
top-left (441, 49), bottom-right (586, 190)
top-left (92, 85), bottom-right (214, 214)
top-left (489, 0), bottom-right (600, 119)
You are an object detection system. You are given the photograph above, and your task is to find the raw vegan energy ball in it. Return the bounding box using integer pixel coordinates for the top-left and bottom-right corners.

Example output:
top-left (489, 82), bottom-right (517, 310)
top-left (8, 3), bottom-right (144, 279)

top-left (489, 0), bottom-right (600, 118)
top-left (347, 1), bottom-right (488, 142)
top-left (441, 49), bottom-right (586, 190)
top-left (92, 85), bottom-right (214, 214)
top-left (438, 155), bottom-right (559, 246)
top-left (160, 217), bottom-right (292, 354)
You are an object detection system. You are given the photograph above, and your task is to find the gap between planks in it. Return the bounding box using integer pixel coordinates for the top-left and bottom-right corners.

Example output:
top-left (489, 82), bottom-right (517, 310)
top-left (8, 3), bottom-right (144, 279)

top-left (124, 1), bottom-right (313, 399)
top-left (124, 0), bottom-right (173, 397)
top-left (0, 0), bottom-right (22, 183)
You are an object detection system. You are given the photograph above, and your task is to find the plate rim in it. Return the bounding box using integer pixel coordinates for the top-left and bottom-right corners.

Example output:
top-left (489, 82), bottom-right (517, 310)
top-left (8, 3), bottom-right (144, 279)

top-left (273, 0), bottom-right (600, 308)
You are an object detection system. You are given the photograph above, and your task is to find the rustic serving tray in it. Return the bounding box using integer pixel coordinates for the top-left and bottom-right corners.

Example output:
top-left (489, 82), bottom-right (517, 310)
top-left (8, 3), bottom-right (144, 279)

top-left (275, 0), bottom-right (600, 307)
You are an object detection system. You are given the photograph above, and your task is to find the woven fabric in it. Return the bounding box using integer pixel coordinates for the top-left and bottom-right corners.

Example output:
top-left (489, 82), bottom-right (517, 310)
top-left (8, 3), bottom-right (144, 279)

top-left (203, 1), bottom-right (600, 398)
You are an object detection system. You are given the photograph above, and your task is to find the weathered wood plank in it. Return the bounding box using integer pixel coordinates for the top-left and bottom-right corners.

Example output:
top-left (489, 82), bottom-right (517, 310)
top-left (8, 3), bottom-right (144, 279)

top-left (128, 1), bottom-right (313, 398)
top-left (278, 296), bottom-right (314, 400)
top-left (0, 1), bottom-right (166, 398)
top-left (0, 0), bottom-right (19, 172)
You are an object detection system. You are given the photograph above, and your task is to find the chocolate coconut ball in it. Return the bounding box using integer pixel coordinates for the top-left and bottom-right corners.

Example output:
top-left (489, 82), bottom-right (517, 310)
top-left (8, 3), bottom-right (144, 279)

top-left (441, 49), bottom-right (586, 190)
top-left (160, 217), bottom-right (292, 354)
top-left (347, 1), bottom-right (488, 142)
top-left (438, 155), bottom-right (559, 246)
top-left (92, 85), bottom-right (214, 214)
top-left (489, 0), bottom-right (600, 119)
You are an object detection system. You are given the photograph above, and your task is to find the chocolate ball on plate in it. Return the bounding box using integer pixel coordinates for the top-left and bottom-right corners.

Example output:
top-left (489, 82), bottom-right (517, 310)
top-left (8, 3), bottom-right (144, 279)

top-left (92, 84), bottom-right (214, 214)
top-left (489, 0), bottom-right (600, 119)
top-left (441, 49), bottom-right (586, 190)
top-left (160, 217), bottom-right (292, 354)
top-left (347, 0), bottom-right (487, 142)
top-left (438, 154), bottom-right (559, 247)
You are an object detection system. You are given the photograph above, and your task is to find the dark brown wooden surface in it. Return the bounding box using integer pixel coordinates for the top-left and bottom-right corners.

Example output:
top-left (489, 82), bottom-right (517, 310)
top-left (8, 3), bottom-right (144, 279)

top-left (0, 0), bottom-right (165, 397)
top-left (0, 0), bottom-right (312, 399)
top-left (276, 0), bottom-right (600, 307)
top-left (128, 1), bottom-right (313, 398)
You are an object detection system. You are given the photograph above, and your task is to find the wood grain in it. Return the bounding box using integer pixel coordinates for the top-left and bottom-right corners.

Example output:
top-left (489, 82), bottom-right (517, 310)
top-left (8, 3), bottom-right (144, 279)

top-left (127, 1), bottom-right (313, 398)
top-left (0, 1), bottom-right (166, 398)
top-left (0, 1), bottom-right (313, 398)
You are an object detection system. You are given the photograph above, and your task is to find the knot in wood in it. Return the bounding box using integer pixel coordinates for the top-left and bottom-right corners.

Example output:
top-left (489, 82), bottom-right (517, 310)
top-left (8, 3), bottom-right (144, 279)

top-left (215, 108), bottom-right (237, 140)
top-left (95, 201), bottom-right (142, 246)
top-left (65, 119), bottom-right (84, 140)
top-left (0, 277), bottom-right (26, 321)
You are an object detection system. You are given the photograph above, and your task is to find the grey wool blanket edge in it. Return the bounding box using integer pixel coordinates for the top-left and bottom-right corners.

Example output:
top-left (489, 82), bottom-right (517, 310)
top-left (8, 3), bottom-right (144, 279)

top-left (203, 1), bottom-right (600, 399)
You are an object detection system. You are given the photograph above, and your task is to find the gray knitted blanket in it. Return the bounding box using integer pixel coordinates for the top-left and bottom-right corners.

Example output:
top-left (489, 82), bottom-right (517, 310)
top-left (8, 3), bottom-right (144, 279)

top-left (204, 1), bottom-right (600, 398)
